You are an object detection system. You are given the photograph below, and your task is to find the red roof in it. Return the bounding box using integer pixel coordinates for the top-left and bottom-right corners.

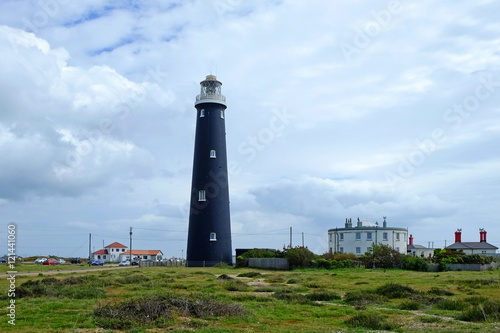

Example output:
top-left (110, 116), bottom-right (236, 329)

top-left (105, 242), bottom-right (127, 248)
top-left (122, 250), bottom-right (162, 255)
top-left (92, 249), bottom-right (109, 255)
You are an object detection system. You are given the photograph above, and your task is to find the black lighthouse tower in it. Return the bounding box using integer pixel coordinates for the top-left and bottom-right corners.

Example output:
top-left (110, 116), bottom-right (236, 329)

top-left (186, 75), bottom-right (232, 267)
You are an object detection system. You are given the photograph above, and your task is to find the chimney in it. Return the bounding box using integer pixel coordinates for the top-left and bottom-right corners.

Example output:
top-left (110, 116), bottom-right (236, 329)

top-left (479, 229), bottom-right (487, 242)
top-left (382, 216), bottom-right (387, 228)
top-left (409, 234), bottom-right (413, 246)
top-left (357, 217), bottom-right (362, 228)
top-left (455, 228), bottom-right (462, 243)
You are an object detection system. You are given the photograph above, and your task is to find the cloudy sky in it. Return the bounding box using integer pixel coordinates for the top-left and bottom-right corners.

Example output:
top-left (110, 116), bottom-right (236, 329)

top-left (1, 0), bottom-right (499, 258)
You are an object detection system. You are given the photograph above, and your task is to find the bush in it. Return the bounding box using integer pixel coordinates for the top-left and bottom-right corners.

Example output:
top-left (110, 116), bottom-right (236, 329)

top-left (458, 300), bottom-right (500, 322)
top-left (399, 301), bottom-right (421, 310)
top-left (362, 244), bottom-right (402, 269)
top-left (17, 276), bottom-right (106, 299)
top-left (344, 312), bottom-right (399, 330)
top-left (435, 299), bottom-right (467, 311)
top-left (343, 290), bottom-right (382, 309)
top-left (94, 294), bottom-right (246, 329)
top-left (375, 283), bottom-right (417, 299)
top-left (284, 247), bottom-right (315, 269)
top-left (427, 287), bottom-right (454, 296)
top-left (401, 256), bottom-right (429, 272)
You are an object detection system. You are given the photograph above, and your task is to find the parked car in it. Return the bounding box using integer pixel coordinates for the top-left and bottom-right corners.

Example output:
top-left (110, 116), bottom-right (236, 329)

top-left (91, 260), bottom-right (104, 266)
top-left (131, 260), bottom-right (140, 266)
top-left (71, 257), bottom-right (82, 264)
top-left (43, 259), bottom-right (56, 265)
top-left (0, 258), bottom-right (7, 263)
top-left (55, 259), bottom-right (66, 264)
top-left (118, 260), bottom-right (130, 266)
top-left (35, 258), bottom-right (47, 264)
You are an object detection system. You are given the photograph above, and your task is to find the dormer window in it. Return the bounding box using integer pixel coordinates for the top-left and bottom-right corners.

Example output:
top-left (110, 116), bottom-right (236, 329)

top-left (210, 150), bottom-right (216, 158)
top-left (200, 109), bottom-right (205, 117)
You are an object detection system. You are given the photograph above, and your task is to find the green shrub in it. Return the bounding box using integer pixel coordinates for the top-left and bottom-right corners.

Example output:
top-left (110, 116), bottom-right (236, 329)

top-left (420, 316), bottom-right (442, 323)
top-left (220, 280), bottom-right (249, 292)
top-left (306, 290), bottom-right (341, 301)
top-left (458, 300), bottom-right (500, 322)
top-left (284, 247), bottom-right (316, 269)
top-left (344, 312), bottom-right (399, 330)
top-left (435, 299), bottom-right (467, 311)
top-left (402, 256), bottom-right (429, 271)
top-left (375, 283), bottom-right (417, 299)
top-left (343, 290), bottom-right (381, 309)
top-left (399, 301), bottom-right (421, 310)
top-left (427, 287), bottom-right (454, 296)
top-left (94, 294), bottom-right (246, 329)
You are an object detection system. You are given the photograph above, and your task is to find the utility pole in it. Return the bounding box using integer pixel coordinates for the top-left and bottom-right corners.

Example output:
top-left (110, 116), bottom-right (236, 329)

top-left (289, 227), bottom-right (292, 248)
top-left (302, 232), bottom-right (304, 247)
top-left (88, 233), bottom-right (91, 264)
top-left (129, 227), bottom-right (133, 262)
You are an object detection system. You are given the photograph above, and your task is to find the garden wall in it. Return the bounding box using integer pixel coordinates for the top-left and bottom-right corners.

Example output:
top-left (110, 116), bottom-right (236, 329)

top-left (428, 261), bottom-right (499, 272)
top-left (248, 258), bottom-right (289, 270)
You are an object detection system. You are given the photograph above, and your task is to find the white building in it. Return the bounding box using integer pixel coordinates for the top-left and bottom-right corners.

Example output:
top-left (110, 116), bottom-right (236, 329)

top-left (445, 229), bottom-right (498, 255)
top-left (407, 235), bottom-right (434, 258)
top-left (92, 242), bottom-right (128, 263)
top-left (328, 217), bottom-right (408, 255)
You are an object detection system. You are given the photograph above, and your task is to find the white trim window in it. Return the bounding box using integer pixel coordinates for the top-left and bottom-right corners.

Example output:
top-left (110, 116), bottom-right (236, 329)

top-left (367, 232), bottom-right (372, 240)
top-left (356, 247), bottom-right (361, 254)
top-left (339, 233), bottom-right (344, 240)
top-left (210, 232), bottom-right (217, 241)
top-left (198, 190), bottom-right (206, 201)
top-left (220, 110), bottom-right (224, 119)
top-left (383, 232), bottom-right (388, 240)
top-left (200, 109), bottom-right (205, 117)
top-left (356, 232), bottom-right (361, 240)
top-left (210, 150), bottom-right (216, 158)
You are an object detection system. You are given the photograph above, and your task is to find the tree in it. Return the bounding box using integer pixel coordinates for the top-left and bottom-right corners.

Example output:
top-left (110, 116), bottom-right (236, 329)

top-left (363, 244), bottom-right (402, 269)
top-left (283, 247), bottom-right (316, 269)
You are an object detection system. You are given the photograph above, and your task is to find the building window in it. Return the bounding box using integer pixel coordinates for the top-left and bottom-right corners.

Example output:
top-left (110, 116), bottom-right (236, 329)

top-left (356, 232), bottom-right (361, 240)
top-left (356, 247), bottom-right (361, 254)
top-left (383, 232), bottom-right (388, 240)
top-left (329, 234), bottom-right (332, 242)
top-left (210, 150), bottom-right (216, 158)
top-left (339, 247), bottom-right (344, 253)
top-left (367, 232), bottom-right (372, 240)
top-left (396, 247), bottom-right (400, 252)
top-left (220, 110), bottom-right (224, 119)
top-left (143, 255), bottom-right (147, 259)
top-left (198, 190), bottom-right (206, 201)
top-left (210, 232), bottom-right (217, 241)
top-left (396, 233), bottom-right (400, 241)
top-left (340, 233), bottom-right (344, 240)
top-left (200, 109), bottom-right (205, 117)
top-left (367, 247), bottom-right (373, 253)
top-left (122, 249), bottom-right (125, 252)
top-left (103, 255), bottom-right (106, 259)
top-left (482, 250), bottom-right (487, 254)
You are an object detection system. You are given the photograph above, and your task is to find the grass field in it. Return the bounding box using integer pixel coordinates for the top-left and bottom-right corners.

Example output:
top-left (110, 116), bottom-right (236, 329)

top-left (1, 264), bottom-right (499, 332)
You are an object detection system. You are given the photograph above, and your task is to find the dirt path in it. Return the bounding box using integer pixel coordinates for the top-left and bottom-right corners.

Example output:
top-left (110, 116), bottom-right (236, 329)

top-left (5, 265), bottom-right (135, 277)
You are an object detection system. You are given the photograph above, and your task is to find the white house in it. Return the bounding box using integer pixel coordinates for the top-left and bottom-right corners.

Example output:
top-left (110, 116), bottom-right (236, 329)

top-left (92, 242), bottom-right (164, 263)
top-left (328, 217), bottom-right (408, 255)
top-left (445, 229), bottom-right (498, 255)
top-left (92, 242), bottom-right (128, 263)
top-left (407, 235), bottom-right (434, 258)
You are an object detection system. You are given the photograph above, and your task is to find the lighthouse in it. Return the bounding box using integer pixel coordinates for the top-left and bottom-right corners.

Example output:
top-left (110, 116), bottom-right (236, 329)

top-left (186, 75), bottom-right (232, 267)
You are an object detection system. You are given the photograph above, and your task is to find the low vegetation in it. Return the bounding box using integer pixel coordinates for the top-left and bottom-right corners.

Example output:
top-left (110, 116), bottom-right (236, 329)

top-left (0, 265), bottom-right (499, 332)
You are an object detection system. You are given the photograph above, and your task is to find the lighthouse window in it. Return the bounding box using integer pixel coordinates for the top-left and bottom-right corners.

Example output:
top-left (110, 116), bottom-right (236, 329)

top-left (210, 232), bottom-right (217, 241)
top-left (200, 109), bottom-right (205, 117)
top-left (198, 190), bottom-right (206, 201)
top-left (210, 150), bottom-right (216, 158)
top-left (220, 110), bottom-right (224, 119)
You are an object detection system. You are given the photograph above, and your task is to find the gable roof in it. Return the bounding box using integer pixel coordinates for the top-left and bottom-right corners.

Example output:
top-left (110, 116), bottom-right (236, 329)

top-left (105, 242), bottom-right (127, 248)
top-left (122, 250), bottom-right (163, 256)
top-left (92, 249), bottom-right (109, 255)
top-left (408, 244), bottom-right (429, 250)
top-left (446, 242), bottom-right (498, 250)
